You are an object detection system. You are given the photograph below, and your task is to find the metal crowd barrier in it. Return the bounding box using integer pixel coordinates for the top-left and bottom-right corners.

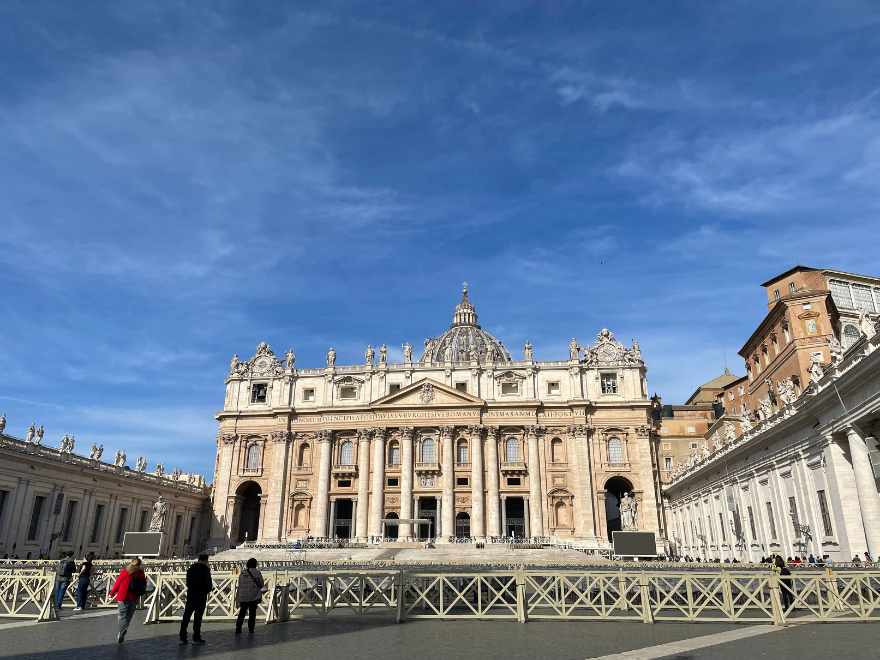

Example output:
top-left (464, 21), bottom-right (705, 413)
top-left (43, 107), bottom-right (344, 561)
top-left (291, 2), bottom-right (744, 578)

top-left (5, 566), bottom-right (880, 626)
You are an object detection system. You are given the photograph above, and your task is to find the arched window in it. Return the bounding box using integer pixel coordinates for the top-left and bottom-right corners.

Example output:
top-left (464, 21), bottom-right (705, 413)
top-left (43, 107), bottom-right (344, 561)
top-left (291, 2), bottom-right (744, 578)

top-left (339, 440), bottom-right (354, 465)
top-left (298, 443), bottom-right (311, 467)
top-left (551, 438), bottom-right (564, 463)
top-left (505, 438), bottom-right (519, 462)
top-left (608, 437), bottom-right (623, 464)
top-left (422, 438), bottom-right (435, 462)
top-left (246, 444), bottom-right (261, 469)
top-left (457, 440), bottom-right (469, 464)
top-left (843, 324), bottom-right (860, 348)
top-left (389, 441), bottom-right (400, 465)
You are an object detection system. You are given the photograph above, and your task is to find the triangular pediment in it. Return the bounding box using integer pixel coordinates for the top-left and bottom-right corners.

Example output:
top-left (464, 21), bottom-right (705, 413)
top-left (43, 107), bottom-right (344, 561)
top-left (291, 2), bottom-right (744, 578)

top-left (372, 378), bottom-right (483, 408)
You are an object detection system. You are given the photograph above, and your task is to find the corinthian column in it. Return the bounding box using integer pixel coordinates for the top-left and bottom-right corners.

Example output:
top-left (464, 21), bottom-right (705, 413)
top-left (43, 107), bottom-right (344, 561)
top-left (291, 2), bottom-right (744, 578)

top-left (526, 425), bottom-right (545, 538)
top-left (265, 431), bottom-right (291, 541)
top-left (314, 430), bottom-right (333, 538)
top-left (400, 427), bottom-right (415, 540)
top-left (369, 428), bottom-right (387, 537)
top-left (440, 425), bottom-right (454, 541)
top-left (846, 426), bottom-right (880, 556)
top-left (485, 426), bottom-right (501, 537)
top-left (355, 428), bottom-right (371, 540)
top-left (470, 424), bottom-right (485, 540)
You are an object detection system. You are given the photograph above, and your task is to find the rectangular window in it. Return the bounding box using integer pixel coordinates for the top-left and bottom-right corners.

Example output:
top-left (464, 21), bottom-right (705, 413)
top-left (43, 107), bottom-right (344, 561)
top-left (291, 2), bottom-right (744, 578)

top-left (173, 515), bottom-right (182, 544)
top-left (386, 477), bottom-right (399, 487)
top-left (817, 490), bottom-right (833, 537)
top-left (62, 500), bottom-right (78, 542)
top-left (115, 508), bottom-right (129, 545)
top-left (747, 506), bottom-right (757, 541)
top-left (506, 477), bottom-right (521, 486)
top-left (719, 513), bottom-right (726, 541)
top-left (250, 383), bottom-right (268, 403)
top-left (302, 388), bottom-right (316, 402)
top-left (27, 496), bottom-right (46, 541)
top-left (139, 509), bottom-right (149, 532)
top-left (53, 493), bottom-right (65, 515)
top-left (547, 382), bottom-right (560, 395)
top-left (456, 477), bottom-right (469, 486)
top-left (766, 501), bottom-right (777, 540)
top-left (601, 374), bottom-right (618, 394)
top-left (829, 279), bottom-right (854, 309)
top-left (0, 490), bottom-right (8, 534)
top-left (851, 283), bottom-right (876, 312)
top-left (501, 382), bottom-right (519, 395)
top-left (455, 382), bottom-right (468, 393)
top-left (90, 504), bottom-right (105, 544)
top-left (388, 384), bottom-right (401, 394)
top-left (789, 496), bottom-right (800, 535)
top-left (664, 457), bottom-right (672, 470)
top-left (339, 386), bottom-right (357, 400)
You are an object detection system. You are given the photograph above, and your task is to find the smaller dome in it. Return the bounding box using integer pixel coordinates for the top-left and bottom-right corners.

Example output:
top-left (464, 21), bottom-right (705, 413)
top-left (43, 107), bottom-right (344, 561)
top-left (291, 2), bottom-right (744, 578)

top-left (420, 285), bottom-right (512, 363)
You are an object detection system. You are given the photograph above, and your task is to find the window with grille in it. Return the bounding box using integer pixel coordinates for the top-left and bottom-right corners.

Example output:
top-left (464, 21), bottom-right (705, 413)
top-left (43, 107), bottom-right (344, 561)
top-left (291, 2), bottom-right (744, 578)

top-left (843, 324), bottom-right (861, 348)
top-left (747, 506), bottom-right (757, 540)
top-left (457, 441), bottom-right (468, 463)
top-left (817, 490), bottom-right (833, 536)
top-left (608, 437), bottom-right (623, 464)
top-left (851, 283), bottom-right (876, 312)
top-left (505, 438), bottom-right (519, 462)
top-left (601, 374), bottom-right (618, 394)
top-left (340, 440), bottom-right (354, 465)
top-left (246, 444), bottom-right (261, 469)
top-left (766, 502), bottom-right (777, 540)
top-left (829, 279), bottom-right (854, 309)
top-left (421, 438), bottom-right (435, 462)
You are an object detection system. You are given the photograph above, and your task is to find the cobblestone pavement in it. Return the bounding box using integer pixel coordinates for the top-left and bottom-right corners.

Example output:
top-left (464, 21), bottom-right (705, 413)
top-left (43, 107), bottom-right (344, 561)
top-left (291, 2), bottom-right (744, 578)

top-left (1, 611), bottom-right (878, 660)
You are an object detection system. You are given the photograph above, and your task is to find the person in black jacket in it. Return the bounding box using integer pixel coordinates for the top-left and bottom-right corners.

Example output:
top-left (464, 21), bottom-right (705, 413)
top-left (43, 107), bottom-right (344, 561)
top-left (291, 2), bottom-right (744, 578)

top-left (179, 554), bottom-right (213, 645)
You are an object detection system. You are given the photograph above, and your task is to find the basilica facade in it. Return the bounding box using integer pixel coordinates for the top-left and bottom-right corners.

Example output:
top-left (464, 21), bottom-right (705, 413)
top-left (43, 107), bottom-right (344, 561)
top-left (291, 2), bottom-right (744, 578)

top-left (209, 288), bottom-right (662, 546)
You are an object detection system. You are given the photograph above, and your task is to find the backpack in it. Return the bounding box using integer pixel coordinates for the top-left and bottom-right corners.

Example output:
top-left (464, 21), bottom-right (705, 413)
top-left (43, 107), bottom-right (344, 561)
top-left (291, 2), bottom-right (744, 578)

top-left (56, 559), bottom-right (71, 578)
top-left (128, 572), bottom-right (147, 597)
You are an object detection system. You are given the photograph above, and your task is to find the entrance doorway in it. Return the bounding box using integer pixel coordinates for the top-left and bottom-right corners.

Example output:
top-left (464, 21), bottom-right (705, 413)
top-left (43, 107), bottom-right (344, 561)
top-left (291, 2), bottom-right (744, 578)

top-left (415, 498), bottom-right (437, 540)
top-left (384, 512), bottom-right (399, 539)
top-left (604, 477), bottom-right (633, 542)
top-left (236, 481), bottom-right (262, 543)
top-left (455, 511), bottom-right (470, 538)
top-left (504, 497), bottom-right (526, 538)
top-left (333, 499), bottom-right (354, 539)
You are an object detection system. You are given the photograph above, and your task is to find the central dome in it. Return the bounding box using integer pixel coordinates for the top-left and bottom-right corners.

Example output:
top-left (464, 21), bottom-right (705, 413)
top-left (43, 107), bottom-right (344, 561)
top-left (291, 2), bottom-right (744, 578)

top-left (419, 285), bottom-right (513, 363)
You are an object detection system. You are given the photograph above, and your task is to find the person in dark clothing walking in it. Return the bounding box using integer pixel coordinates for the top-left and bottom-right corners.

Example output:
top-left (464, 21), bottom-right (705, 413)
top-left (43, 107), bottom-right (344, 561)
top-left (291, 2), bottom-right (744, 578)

top-left (179, 554), bottom-right (213, 645)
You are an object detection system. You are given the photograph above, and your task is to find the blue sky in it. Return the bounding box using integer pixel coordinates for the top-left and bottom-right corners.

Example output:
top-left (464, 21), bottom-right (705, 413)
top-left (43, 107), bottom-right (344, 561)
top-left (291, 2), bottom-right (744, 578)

top-left (1, 1), bottom-right (878, 480)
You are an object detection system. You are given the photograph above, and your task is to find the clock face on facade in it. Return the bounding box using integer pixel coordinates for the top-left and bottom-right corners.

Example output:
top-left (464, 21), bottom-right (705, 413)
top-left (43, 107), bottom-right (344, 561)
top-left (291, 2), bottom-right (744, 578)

top-left (597, 345), bottom-right (617, 362)
top-left (254, 357), bottom-right (271, 373)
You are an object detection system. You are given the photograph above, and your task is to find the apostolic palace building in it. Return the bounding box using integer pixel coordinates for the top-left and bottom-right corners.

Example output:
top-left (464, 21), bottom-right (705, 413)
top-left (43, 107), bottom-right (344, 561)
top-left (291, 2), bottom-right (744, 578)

top-left (208, 287), bottom-right (660, 548)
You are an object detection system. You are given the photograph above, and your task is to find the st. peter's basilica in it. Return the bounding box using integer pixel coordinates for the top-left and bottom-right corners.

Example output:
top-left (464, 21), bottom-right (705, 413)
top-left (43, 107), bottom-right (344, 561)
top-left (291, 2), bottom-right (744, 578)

top-left (209, 287), bottom-right (660, 548)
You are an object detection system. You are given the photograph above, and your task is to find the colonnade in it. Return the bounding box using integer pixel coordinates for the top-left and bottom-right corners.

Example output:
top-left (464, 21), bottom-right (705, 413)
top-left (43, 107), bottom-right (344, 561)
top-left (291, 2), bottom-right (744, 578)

top-left (309, 425), bottom-right (551, 541)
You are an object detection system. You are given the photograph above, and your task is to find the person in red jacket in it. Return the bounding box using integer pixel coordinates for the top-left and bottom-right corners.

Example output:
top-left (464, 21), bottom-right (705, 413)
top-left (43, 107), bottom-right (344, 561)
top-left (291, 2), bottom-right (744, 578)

top-left (109, 558), bottom-right (146, 643)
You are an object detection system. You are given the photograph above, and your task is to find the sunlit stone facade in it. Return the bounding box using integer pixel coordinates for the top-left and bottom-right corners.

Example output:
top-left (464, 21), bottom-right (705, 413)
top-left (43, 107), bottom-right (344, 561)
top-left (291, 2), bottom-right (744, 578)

top-left (209, 288), bottom-right (662, 546)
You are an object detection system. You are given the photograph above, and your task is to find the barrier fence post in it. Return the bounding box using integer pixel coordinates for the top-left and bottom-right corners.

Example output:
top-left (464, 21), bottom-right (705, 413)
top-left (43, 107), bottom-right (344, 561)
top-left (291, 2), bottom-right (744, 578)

top-left (395, 571), bottom-right (406, 623)
top-left (516, 568), bottom-right (528, 623)
top-left (769, 572), bottom-right (785, 627)
top-left (639, 573), bottom-right (654, 624)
